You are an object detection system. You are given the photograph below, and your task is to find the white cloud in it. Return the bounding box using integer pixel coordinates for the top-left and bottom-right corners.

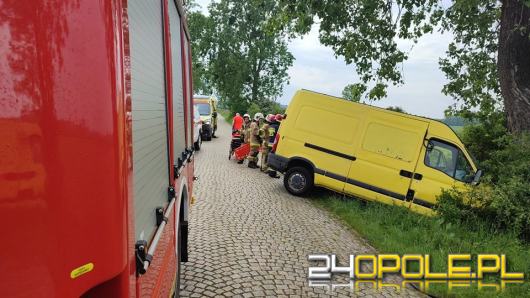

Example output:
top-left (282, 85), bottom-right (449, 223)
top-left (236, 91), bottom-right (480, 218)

top-left (280, 24), bottom-right (454, 119)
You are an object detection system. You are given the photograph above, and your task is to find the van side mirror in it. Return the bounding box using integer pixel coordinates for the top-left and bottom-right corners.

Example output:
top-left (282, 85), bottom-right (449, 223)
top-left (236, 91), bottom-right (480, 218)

top-left (471, 169), bottom-right (483, 186)
top-left (212, 111), bottom-right (217, 118)
top-left (426, 140), bottom-right (434, 151)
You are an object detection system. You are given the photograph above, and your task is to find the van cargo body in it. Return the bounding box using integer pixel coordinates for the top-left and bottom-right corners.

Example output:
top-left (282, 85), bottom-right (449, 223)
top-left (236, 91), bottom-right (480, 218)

top-left (0, 0), bottom-right (194, 296)
top-left (268, 90), bottom-right (479, 215)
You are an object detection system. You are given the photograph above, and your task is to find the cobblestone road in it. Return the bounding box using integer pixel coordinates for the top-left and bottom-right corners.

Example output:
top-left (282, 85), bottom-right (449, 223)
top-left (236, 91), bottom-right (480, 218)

top-left (180, 119), bottom-right (423, 297)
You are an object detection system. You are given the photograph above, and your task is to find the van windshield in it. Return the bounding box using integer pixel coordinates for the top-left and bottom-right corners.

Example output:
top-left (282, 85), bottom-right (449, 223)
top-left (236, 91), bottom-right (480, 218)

top-left (195, 103), bottom-right (210, 115)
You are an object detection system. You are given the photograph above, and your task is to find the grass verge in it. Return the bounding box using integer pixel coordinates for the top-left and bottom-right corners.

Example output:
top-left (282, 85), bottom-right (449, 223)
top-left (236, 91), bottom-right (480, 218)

top-left (310, 193), bottom-right (530, 297)
top-left (219, 109), bottom-right (233, 123)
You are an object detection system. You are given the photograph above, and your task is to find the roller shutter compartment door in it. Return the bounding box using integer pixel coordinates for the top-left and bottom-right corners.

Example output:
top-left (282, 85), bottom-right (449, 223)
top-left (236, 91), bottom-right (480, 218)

top-left (129, 0), bottom-right (170, 242)
top-left (183, 38), bottom-right (193, 148)
top-left (168, 1), bottom-right (186, 160)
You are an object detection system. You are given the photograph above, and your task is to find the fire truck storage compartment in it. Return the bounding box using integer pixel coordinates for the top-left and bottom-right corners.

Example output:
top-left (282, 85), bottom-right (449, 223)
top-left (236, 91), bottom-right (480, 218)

top-left (168, 0), bottom-right (186, 160)
top-left (129, 0), bottom-right (171, 242)
top-left (183, 37), bottom-right (193, 148)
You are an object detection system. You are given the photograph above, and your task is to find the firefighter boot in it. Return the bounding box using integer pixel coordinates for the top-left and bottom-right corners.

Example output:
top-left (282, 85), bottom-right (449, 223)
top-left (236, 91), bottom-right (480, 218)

top-left (248, 161), bottom-right (258, 168)
top-left (268, 170), bottom-right (280, 178)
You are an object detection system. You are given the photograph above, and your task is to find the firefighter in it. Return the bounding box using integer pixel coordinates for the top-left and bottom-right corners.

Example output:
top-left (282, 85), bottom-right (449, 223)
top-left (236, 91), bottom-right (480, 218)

top-left (237, 113), bottom-right (251, 164)
top-left (242, 113), bottom-right (251, 142)
top-left (232, 112), bottom-right (244, 132)
top-left (265, 113), bottom-right (282, 177)
top-left (259, 114), bottom-right (275, 172)
top-left (247, 112), bottom-right (263, 168)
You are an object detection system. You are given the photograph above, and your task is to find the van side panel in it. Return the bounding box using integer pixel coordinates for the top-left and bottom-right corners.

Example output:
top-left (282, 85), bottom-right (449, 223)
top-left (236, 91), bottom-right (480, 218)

top-left (362, 123), bottom-right (421, 162)
top-left (279, 92), bottom-right (362, 191)
top-left (344, 114), bottom-right (428, 206)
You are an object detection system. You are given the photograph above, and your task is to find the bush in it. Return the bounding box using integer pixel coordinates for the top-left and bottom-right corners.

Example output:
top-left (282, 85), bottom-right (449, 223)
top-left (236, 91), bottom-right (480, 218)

top-left (437, 132), bottom-right (530, 240)
top-left (460, 112), bottom-right (508, 176)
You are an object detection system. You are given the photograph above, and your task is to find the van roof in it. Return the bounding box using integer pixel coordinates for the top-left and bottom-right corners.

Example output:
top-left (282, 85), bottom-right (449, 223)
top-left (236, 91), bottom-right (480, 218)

top-left (291, 89), bottom-right (477, 170)
top-left (298, 89), bottom-right (459, 135)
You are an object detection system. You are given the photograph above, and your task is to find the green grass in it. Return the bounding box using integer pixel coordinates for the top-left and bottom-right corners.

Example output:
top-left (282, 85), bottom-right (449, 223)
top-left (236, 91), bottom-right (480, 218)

top-left (310, 193), bottom-right (530, 297)
top-left (219, 109), bottom-right (233, 123)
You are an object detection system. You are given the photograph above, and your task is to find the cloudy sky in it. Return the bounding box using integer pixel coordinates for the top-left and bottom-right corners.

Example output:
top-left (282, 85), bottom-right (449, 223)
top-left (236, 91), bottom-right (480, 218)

top-left (194, 0), bottom-right (454, 119)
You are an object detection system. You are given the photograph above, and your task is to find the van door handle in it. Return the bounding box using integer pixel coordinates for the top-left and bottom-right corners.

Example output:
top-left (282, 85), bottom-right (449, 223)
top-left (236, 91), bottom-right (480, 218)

top-left (399, 170), bottom-right (413, 178)
top-left (400, 170), bottom-right (423, 180)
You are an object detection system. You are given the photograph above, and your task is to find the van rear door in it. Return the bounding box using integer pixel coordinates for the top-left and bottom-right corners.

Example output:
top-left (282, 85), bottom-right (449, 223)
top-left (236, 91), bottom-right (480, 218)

top-left (344, 116), bottom-right (429, 207)
top-left (284, 94), bottom-right (362, 192)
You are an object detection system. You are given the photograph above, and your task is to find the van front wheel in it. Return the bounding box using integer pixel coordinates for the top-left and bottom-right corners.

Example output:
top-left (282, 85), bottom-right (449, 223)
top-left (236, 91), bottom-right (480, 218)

top-left (284, 166), bottom-right (313, 196)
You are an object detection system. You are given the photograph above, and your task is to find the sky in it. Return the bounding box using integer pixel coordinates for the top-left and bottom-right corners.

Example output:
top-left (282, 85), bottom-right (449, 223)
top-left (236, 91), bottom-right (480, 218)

top-left (194, 0), bottom-right (454, 119)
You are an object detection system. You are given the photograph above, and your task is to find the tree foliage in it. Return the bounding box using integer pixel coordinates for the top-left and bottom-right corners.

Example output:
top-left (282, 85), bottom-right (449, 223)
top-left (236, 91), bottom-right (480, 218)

top-left (188, 10), bottom-right (214, 95)
top-left (341, 83), bottom-right (365, 102)
top-left (275, 0), bottom-right (530, 131)
top-left (188, 0), bottom-right (294, 114)
top-left (386, 106), bottom-right (406, 113)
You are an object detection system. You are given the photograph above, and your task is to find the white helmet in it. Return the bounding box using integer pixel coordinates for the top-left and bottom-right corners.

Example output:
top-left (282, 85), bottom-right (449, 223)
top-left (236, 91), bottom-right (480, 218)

top-left (254, 113), bottom-right (264, 121)
top-left (265, 114), bottom-right (275, 122)
top-left (243, 113), bottom-right (250, 119)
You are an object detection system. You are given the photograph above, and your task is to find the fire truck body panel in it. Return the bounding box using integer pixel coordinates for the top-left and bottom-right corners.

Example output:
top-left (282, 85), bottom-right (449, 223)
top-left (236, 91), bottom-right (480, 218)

top-left (0, 0), bottom-right (193, 297)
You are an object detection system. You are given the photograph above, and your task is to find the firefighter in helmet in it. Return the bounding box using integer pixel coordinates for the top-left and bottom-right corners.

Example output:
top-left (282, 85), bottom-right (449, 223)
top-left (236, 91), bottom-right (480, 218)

top-left (264, 114), bottom-right (282, 177)
top-left (259, 114), bottom-right (275, 172)
top-left (238, 113), bottom-right (251, 164)
top-left (247, 112), bottom-right (264, 168)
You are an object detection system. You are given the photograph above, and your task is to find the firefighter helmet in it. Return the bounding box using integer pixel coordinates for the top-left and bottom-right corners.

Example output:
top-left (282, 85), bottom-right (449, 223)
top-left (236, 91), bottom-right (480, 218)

top-left (275, 114), bottom-right (284, 121)
top-left (254, 113), bottom-right (264, 121)
top-left (265, 114), bottom-right (275, 122)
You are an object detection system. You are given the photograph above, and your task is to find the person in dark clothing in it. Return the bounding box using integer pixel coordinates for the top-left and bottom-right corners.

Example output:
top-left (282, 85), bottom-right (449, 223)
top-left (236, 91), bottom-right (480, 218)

top-left (265, 114), bottom-right (283, 178)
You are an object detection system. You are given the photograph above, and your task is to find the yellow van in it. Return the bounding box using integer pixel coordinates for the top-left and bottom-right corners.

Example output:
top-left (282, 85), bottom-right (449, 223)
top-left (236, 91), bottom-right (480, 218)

top-left (268, 90), bottom-right (482, 215)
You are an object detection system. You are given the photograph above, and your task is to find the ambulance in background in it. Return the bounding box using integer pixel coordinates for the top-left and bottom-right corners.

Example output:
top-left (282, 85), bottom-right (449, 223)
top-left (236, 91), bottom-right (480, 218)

top-left (194, 95), bottom-right (218, 141)
top-left (0, 0), bottom-right (195, 296)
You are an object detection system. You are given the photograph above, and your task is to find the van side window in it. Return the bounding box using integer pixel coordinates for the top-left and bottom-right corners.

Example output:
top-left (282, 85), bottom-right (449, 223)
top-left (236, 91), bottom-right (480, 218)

top-left (425, 140), bottom-right (474, 182)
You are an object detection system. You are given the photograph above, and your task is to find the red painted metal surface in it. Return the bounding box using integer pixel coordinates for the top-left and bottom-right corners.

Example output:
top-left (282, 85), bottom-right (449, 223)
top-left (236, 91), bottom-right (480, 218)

top-left (0, 0), bottom-right (129, 296)
top-left (0, 0), bottom-right (193, 296)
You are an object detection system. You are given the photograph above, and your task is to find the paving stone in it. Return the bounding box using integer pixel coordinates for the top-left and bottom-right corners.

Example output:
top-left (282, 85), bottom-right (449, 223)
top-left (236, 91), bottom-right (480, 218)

top-left (180, 119), bottom-right (425, 298)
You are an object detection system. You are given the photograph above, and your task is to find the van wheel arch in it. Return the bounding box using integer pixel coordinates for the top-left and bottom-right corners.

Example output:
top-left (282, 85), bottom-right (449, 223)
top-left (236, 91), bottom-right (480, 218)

top-left (286, 158), bottom-right (315, 173)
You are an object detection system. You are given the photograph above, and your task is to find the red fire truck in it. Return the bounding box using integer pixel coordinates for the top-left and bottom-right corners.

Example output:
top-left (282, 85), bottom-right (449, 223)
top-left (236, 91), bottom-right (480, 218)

top-left (0, 0), bottom-right (195, 296)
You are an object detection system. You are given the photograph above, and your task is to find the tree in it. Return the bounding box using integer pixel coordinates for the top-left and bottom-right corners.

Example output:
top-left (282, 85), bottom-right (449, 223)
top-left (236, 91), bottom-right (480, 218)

top-left (189, 0), bottom-right (294, 114)
top-left (187, 10), bottom-right (214, 95)
top-left (276, 0), bottom-right (530, 132)
top-left (497, 1), bottom-right (530, 133)
top-left (341, 83), bottom-right (365, 102)
top-left (386, 106), bottom-right (406, 113)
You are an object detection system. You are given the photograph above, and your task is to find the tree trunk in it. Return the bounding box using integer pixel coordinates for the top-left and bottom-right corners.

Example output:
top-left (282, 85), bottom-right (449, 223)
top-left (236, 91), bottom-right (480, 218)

top-left (498, 0), bottom-right (530, 133)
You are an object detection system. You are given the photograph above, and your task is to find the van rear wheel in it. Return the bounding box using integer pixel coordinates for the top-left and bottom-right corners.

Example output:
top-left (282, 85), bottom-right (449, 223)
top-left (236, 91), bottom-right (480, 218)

top-left (284, 166), bottom-right (313, 196)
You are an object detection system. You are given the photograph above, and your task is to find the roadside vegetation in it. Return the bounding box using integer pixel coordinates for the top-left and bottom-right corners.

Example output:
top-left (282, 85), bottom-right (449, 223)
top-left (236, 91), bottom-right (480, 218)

top-left (437, 119), bottom-right (530, 243)
top-left (310, 111), bottom-right (530, 297)
top-left (219, 109), bottom-right (233, 123)
top-left (311, 193), bottom-right (530, 297)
